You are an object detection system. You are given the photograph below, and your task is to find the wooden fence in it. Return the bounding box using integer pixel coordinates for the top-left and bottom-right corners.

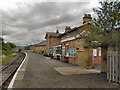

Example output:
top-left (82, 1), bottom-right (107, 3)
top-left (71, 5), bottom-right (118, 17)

top-left (107, 51), bottom-right (120, 83)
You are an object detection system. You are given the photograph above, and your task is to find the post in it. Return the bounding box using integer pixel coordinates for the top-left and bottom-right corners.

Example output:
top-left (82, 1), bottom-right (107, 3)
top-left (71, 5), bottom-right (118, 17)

top-left (107, 51), bottom-right (109, 80)
top-left (115, 51), bottom-right (118, 82)
top-left (112, 51), bottom-right (115, 81)
top-left (109, 51), bottom-right (112, 82)
top-left (118, 51), bottom-right (120, 83)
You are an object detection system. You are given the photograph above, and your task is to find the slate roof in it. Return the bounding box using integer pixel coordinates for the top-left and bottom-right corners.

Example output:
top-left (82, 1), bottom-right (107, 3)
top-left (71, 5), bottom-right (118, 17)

top-left (46, 32), bottom-right (62, 38)
top-left (38, 40), bottom-right (46, 46)
top-left (45, 25), bottom-right (84, 38)
top-left (31, 40), bottom-right (46, 47)
top-left (59, 25), bottom-right (84, 37)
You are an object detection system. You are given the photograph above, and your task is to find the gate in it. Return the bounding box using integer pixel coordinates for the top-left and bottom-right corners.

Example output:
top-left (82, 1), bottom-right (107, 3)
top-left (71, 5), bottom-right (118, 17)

top-left (107, 51), bottom-right (120, 83)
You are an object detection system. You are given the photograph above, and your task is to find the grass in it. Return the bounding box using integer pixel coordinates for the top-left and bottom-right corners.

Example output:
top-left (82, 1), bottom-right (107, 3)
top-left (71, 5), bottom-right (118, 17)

top-left (1, 53), bottom-right (17, 64)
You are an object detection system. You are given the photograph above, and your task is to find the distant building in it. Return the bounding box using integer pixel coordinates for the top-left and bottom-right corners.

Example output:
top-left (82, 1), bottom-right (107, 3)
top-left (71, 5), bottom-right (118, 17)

top-left (29, 40), bottom-right (46, 52)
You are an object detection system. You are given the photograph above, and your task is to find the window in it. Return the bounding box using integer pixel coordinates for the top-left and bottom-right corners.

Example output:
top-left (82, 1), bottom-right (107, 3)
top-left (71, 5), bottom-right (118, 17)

top-left (62, 49), bottom-right (65, 56)
top-left (69, 49), bottom-right (76, 57)
top-left (93, 47), bottom-right (101, 57)
top-left (93, 49), bottom-right (97, 56)
top-left (74, 49), bottom-right (76, 57)
top-left (66, 45), bottom-right (69, 56)
top-left (98, 47), bottom-right (101, 56)
top-left (55, 47), bottom-right (61, 55)
top-left (62, 47), bottom-right (65, 56)
top-left (50, 48), bottom-right (53, 54)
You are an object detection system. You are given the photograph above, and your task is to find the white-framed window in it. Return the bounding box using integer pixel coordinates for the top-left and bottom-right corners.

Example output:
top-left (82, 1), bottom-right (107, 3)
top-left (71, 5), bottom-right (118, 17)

top-left (98, 47), bottom-right (101, 56)
top-left (50, 48), bottom-right (53, 54)
top-left (93, 49), bottom-right (97, 56)
top-left (62, 46), bottom-right (65, 49)
top-left (66, 45), bottom-right (69, 57)
top-left (55, 46), bottom-right (61, 55)
top-left (62, 49), bottom-right (65, 56)
top-left (69, 49), bottom-right (76, 58)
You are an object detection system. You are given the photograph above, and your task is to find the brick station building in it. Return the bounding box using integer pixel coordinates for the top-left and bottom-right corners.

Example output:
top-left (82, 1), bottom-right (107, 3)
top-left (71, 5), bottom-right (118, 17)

top-left (45, 14), bottom-right (101, 69)
top-left (29, 40), bottom-right (46, 51)
top-left (60, 26), bottom-right (77, 64)
top-left (45, 30), bottom-right (62, 59)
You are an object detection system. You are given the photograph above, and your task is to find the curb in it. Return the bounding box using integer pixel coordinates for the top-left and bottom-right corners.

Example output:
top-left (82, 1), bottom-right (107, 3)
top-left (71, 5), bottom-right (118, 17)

top-left (7, 52), bottom-right (27, 89)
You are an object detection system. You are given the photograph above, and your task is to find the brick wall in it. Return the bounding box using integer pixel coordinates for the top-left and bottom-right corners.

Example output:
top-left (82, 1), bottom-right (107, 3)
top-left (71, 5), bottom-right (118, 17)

top-left (46, 35), bottom-right (61, 55)
top-left (42, 46), bottom-right (46, 51)
top-left (49, 37), bottom-right (61, 47)
top-left (93, 57), bottom-right (101, 64)
top-left (30, 46), bottom-right (46, 51)
top-left (69, 57), bottom-right (76, 64)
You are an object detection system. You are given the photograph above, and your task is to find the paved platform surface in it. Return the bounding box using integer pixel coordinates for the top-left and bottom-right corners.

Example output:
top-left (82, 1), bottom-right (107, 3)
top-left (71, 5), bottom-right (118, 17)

top-left (12, 52), bottom-right (119, 88)
top-left (54, 67), bottom-right (100, 75)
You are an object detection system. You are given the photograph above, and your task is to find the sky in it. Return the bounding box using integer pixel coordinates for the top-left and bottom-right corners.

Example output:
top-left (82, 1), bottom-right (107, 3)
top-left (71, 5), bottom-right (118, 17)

top-left (0, 0), bottom-right (100, 46)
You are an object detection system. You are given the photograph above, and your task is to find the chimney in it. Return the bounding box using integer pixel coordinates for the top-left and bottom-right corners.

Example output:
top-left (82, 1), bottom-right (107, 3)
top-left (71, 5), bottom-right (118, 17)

top-left (83, 14), bottom-right (92, 24)
top-left (65, 26), bottom-right (71, 33)
top-left (56, 30), bottom-right (59, 33)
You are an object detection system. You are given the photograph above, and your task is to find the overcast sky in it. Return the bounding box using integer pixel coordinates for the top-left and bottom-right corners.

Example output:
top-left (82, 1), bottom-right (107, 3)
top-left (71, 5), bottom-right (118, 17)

top-left (0, 0), bottom-right (100, 46)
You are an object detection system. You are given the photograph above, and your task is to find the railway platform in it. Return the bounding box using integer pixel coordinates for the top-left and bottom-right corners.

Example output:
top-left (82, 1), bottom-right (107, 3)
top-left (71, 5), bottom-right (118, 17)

top-left (9, 51), bottom-right (119, 88)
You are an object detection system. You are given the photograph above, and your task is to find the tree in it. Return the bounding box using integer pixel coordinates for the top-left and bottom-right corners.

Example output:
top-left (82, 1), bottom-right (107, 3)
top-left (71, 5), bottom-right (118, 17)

top-left (81, 24), bottom-right (102, 48)
top-left (93, 1), bottom-right (120, 48)
top-left (82, 1), bottom-right (120, 49)
top-left (1, 41), bottom-right (16, 56)
top-left (18, 48), bottom-right (21, 52)
top-left (9, 42), bottom-right (16, 49)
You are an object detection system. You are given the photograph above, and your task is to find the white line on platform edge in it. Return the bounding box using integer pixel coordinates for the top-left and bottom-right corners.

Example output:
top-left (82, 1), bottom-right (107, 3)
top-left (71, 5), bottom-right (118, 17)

top-left (7, 52), bottom-right (27, 89)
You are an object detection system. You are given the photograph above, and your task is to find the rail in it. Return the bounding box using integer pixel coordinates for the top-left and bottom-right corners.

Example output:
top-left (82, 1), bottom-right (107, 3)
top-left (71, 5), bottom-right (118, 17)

top-left (1, 52), bottom-right (26, 87)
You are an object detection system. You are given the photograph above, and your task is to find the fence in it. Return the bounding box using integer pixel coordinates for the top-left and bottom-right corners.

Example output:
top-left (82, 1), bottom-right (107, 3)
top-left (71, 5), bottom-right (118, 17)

top-left (107, 51), bottom-right (120, 83)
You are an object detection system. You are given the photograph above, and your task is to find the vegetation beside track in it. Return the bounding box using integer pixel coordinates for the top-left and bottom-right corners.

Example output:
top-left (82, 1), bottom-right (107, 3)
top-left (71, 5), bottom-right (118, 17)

top-left (0, 38), bottom-right (17, 64)
top-left (2, 53), bottom-right (17, 64)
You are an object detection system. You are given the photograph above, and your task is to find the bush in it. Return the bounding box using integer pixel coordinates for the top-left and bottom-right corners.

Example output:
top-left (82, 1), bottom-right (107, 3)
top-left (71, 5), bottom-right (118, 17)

top-left (33, 50), bottom-right (36, 53)
top-left (2, 50), bottom-right (12, 56)
top-left (18, 48), bottom-right (21, 52)
top-left (2, 41), bottom-right (16, 56)
top-left (32, 50), bottom-right (44, 54)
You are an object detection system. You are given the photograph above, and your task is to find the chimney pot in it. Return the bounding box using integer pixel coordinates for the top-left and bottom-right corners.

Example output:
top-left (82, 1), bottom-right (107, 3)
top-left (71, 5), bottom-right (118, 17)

top-left (83, 14), bottom-right (92, 24)
top-left (56, 30), bottom-right (59, 33)
top-left (65, 26), bottom-right (71, 33)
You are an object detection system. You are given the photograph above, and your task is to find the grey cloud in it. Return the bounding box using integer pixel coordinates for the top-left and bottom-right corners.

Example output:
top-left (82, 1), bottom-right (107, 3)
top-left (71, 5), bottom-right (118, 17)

top-left (2, 2), bottom-right (98, 46)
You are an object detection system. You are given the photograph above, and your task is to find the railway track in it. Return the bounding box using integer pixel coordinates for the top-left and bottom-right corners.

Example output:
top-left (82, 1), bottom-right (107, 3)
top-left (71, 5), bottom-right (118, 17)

top-left (1, 52), bottom-right (26, 88)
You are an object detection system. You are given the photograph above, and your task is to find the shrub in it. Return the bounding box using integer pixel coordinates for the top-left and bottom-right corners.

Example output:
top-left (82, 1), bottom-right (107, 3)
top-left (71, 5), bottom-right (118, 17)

top-left (32, 50), bottom-right (44, 54)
